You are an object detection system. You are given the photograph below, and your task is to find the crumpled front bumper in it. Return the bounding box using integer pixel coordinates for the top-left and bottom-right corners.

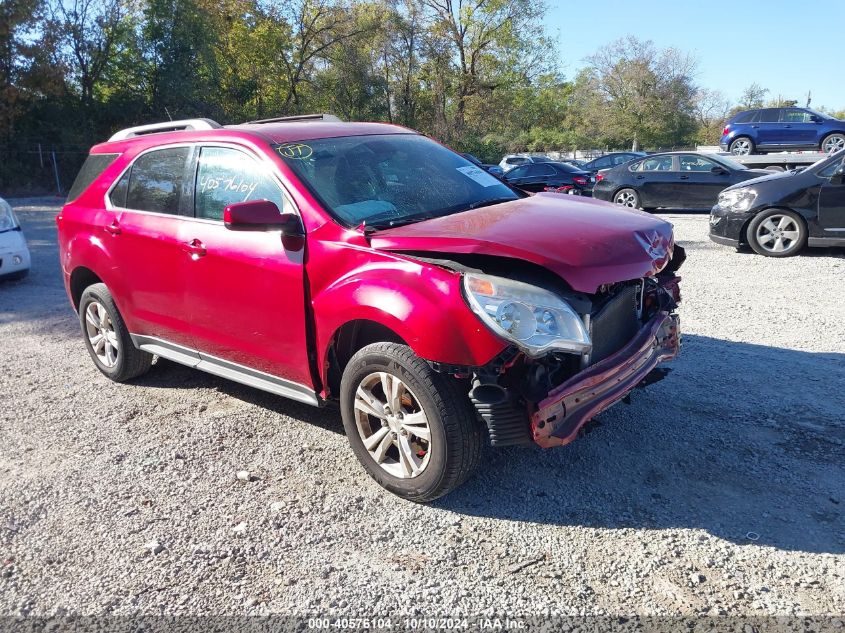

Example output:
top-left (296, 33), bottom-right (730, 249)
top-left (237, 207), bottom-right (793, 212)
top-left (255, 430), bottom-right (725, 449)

top-left (531, 312), bottom-right (680, 448)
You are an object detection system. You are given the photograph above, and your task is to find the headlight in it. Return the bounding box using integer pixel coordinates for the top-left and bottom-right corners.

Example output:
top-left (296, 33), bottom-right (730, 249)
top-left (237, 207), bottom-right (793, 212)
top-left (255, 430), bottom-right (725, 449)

top-left (463, 273), bottom-right (591, 357)
top-left (0, 199), bottom-right (20, 232)
top-left (717, 188), bottom-right (757, 212)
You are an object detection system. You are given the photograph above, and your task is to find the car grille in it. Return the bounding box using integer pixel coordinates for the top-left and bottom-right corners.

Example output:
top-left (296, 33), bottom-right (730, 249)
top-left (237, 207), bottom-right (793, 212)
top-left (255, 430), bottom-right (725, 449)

top-left (589, 285), bottom-right (640, 364)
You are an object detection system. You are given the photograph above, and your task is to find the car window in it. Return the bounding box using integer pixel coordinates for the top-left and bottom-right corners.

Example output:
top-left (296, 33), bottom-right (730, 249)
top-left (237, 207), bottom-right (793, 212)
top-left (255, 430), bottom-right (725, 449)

top-left (506, 157), bottom-right (528, 165)
top-left (525, 164), bottom-right (554, 177)
top-left (759, 108), bottom-right (780, 123)
top-left (679, 155), bottom-right (718, 171)
top-left (591, 156), bottom-right (611, 169)
top-left (124, 147), bottom-right (191, 214)
top-left (68, 153), bottom-right (118, 203)
top-left (818, 155), bottom-right (845, 178)
top-left (194, 147), bottom-right (288, 221)
top-left (733, 111), bottom-right (756, 124)
top-left (611, 155), bottom-right (631, 166)
top-left (780, 109), bottom-right (810, 123)
top-left (640, 156), bottom-right (674, 172)
top-left (550, 162), bottom-right (581, 174)
top-left (507, 165), bottom-right (529, 178)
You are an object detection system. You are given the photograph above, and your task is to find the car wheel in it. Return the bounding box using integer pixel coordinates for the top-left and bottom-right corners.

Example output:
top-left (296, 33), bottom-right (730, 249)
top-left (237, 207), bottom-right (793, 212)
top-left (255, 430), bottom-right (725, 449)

top-left (729, 137), bottom-right (755, 156)
top-left (79, 283), bottom-right (153, 382)
top-left (747, 209), bottom-right (807, 257)
top-left (340, 342), bottom-right (483, 502)
top-left (821, 133), bottom-right (845, 154)
top-left (613, 188), bottom-right (640, 208)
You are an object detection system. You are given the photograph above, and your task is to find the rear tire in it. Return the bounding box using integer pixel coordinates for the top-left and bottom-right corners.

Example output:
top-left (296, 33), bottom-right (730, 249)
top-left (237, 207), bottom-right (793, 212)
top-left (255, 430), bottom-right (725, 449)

top-left (79, 283), bottom-right (153, 382)
top-left (747, 209), bottom-right (807, 257)
top-left (340, 342), bottom-right (483, 502)
top-left (729, 137), bottom-right (755, 156)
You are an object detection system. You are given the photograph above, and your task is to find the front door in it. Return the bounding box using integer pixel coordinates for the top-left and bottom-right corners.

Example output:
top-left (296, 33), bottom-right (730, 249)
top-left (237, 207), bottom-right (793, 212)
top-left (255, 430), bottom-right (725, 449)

top-left (676, 154), bottom-right (731, 208)
top-left (181, 145), bottom-right (314, 392)
top-left (780, 108), bottom-right (817, 147)
top-left (817, 156), bottom-right (845, 231)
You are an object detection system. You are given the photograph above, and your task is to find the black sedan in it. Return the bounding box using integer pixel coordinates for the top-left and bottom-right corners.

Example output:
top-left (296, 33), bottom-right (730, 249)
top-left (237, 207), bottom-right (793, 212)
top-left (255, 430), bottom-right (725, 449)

top-left (503, 161), bottom-right (594, 195)
top-left (581, 151), bottom-right (646, 175)
top-left (592, 152), bottom-right (770, 210)
top-left (710, 149), bottom-right (845, 257)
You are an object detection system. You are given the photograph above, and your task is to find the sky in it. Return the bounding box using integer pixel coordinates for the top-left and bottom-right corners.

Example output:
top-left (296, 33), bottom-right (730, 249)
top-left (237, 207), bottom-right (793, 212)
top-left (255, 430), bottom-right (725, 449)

top-left (544, 0), bottom-right (845, 111)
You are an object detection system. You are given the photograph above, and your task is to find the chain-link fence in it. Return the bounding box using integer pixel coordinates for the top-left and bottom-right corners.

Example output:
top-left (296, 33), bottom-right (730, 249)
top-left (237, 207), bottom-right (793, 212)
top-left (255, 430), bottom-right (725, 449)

top-left (0, 143), bottom-right (89, 197)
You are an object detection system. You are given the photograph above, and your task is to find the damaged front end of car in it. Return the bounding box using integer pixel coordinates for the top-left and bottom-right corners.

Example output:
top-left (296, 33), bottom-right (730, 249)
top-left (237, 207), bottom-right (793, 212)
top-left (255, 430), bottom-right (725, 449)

top-left (438, 247), bottom-right (685, 449)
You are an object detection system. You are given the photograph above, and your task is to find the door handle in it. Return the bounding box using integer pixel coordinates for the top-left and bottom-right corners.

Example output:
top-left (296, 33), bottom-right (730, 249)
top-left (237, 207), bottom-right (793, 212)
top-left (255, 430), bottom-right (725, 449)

top-left (784, 125), bottom-right (792, 128)
top-left (679, 175), bottom-right (690, 180)
top-left (184, 238), bottom-right (207, 258)
top-left (104, 220), bottom-right (121, 235)
top-left (635, 175), bottom-right (645, 180)
top-left (751, 125), bottom-right (760, 128)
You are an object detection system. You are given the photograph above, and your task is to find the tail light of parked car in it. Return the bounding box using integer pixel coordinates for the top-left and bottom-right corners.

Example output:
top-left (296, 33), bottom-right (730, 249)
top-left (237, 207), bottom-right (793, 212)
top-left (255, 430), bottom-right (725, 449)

top-left (722, 125), bottom-right (730, 136)
top-left (595, 173), bottom-right (604, 183)
top-left (544, 185), bottom-right (574, 193)
top-left (572, 176), bottom-right (588, 186)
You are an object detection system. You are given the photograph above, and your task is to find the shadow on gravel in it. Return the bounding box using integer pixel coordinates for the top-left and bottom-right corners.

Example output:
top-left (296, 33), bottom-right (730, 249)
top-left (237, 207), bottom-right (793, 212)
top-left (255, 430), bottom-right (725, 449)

top-left (436, 334), bottom-right (845, 556)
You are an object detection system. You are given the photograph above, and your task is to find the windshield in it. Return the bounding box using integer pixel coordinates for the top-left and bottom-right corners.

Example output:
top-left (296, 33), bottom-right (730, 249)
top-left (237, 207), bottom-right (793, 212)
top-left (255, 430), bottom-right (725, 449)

top-left (275, 134), bottom-right (519, 228)
top-left (711, 154), bottom-right (748, 170)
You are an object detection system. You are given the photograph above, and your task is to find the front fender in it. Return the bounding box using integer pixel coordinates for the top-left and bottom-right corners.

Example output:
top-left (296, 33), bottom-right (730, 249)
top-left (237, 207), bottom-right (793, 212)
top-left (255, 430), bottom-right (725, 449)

top-left (311, 256), bottom-right (507, 387)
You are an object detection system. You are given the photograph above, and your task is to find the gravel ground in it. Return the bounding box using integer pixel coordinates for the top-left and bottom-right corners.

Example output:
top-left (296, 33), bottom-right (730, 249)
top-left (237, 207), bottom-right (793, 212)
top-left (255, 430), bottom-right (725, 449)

top-left (1, 199), bottom-right (844, 621)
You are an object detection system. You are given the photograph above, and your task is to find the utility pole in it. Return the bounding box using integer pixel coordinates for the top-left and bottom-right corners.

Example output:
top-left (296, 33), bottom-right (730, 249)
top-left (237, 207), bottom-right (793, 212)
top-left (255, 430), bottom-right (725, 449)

top-left (806, 90), bottom-right (812, 108)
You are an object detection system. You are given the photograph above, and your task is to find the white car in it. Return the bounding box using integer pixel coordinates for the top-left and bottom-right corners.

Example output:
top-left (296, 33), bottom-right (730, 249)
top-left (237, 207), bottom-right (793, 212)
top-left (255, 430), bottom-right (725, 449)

top-left (498, 154), bottom-right (554, 173)
top-left (0, 197), bottom-right (31, 281)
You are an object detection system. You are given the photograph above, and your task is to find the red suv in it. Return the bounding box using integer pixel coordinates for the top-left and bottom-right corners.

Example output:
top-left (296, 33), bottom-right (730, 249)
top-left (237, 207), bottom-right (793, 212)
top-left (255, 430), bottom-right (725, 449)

top-left (58, 115), bottom-right (684, 501)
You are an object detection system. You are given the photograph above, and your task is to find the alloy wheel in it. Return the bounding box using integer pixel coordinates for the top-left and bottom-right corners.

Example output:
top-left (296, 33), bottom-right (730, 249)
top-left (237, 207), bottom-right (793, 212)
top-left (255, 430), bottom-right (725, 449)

top-left (755, 214), bottom-right (800, 254)
top-left (823, 134), bottom-right (845, 154)
top-left (84, 301), bottom-right (119, 367)
top-left (353, 372), bottom-right (431, 479)
top-left (614, 190), bottom-right (638, 207)
top-left (730, 139), bottom-right (752, 155)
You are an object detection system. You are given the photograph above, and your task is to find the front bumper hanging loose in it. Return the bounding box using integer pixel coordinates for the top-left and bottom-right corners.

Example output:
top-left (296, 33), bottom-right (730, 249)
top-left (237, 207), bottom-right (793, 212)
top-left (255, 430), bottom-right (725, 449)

top-left (531, 312), bottom-right (680, 448)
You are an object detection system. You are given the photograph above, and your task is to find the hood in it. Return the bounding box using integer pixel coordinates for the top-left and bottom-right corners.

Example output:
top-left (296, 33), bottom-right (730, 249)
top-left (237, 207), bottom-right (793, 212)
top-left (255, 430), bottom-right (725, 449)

top-left (369, 193), bottom-right (676, 294)
top-left (724, 168), bottom-right (801, 192)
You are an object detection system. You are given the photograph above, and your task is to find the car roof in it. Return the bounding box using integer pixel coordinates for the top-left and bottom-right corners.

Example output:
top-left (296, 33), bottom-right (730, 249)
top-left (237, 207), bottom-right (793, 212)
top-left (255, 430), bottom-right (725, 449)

top-left (90, 120), bottom-right (415, 154)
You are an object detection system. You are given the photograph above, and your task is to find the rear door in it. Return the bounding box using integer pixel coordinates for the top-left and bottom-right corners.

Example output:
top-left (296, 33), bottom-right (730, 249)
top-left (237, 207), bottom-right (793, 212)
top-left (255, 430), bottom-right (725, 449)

top-left (180, 144), bottom-right (314, 393)
top-left (756, 108), bottom-right (784, 148)
top-left (677, 154), bottom-right (732, 208)
top-left (105, 146), bottom-right (194, 349)
top-left (634, 155), bottom-right (677, 207)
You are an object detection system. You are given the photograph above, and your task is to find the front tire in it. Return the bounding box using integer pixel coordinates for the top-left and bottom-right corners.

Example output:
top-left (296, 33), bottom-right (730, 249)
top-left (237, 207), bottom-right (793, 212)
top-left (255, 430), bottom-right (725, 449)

top-left (821, 133), bottom-right (845, 154)
top-left (340, 343), bottom-right (483, 502)
top-left (613, 188), bottom-right (640, 209)
top-left (729, 137), bottom-right (755, 155)
top-left (79, 283), bottom-right (153, 382)
top-left (747, 209), bottom-right (807, 257)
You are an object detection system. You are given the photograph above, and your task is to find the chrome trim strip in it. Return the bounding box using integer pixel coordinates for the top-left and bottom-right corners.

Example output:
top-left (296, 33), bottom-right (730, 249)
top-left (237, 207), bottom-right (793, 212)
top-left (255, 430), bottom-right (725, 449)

top-left (130, 334), bottom-right (319, 406)
top-left (809, 237), bottom-right (845, 247)
top-left (822, 227), bottom-right (845, 232)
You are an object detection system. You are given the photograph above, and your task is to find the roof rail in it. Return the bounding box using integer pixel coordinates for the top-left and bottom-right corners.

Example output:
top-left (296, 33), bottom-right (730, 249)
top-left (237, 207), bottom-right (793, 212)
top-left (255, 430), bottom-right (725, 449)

top-left (244, 113), bottom-right (342, 125)
top-left (108, 118), bottom-right (222, 142)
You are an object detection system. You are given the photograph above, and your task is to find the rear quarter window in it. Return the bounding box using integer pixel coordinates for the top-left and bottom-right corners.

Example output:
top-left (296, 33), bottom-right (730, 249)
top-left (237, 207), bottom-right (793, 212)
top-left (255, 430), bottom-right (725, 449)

top-left (66, 154), bottom-right (119, 203)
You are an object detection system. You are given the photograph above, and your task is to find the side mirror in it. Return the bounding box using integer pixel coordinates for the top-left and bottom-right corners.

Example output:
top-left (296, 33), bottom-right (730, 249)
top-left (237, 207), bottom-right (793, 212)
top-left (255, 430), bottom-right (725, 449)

top-left (831, 163), bottom-right (845, 185)
top-left (711, 166), bottom-right (729, 175)
top-left (223, 200), bottom-right (304, 235)
top-left (810, 115), bottom-right (823, 123)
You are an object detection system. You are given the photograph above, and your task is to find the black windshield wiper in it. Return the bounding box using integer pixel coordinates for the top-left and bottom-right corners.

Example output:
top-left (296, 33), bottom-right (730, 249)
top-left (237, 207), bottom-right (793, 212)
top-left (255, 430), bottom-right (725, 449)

top-left (465, 196), bottom-right (517, 211)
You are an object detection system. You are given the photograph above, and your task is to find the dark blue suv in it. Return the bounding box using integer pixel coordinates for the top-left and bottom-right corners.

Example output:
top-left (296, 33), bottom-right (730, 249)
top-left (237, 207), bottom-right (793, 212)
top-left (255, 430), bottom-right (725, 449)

top-left (720, 107), bottom-right (845, 156)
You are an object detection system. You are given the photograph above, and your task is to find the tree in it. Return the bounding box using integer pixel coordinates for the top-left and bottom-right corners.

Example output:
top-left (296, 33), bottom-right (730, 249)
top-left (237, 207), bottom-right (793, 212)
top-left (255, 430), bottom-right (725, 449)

top-left (693, 87), bottom-right (731, 144)
top-left (738, 83), bottom-right (768, 109)
top-left (580, 37), bottom-right (698, 150)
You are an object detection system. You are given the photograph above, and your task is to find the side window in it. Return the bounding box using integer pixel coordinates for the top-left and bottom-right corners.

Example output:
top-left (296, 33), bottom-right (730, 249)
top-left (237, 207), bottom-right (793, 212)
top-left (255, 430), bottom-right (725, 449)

top-left (506, 157), bottom-right (527, 165)
top-left (507, 165), bottom-right (529, 178)
top-left (734, 111), bottom-right (755, 123)
top-left (526, 164), bottom-right (554, 177)
top-left (679, 155), bottom-right (717, 171)
top-left (640, 156), bottom-right (674, 172)
top-left (759, 108), bottom-right (780, 123)
top-left (611, 154), bottom-right (633, 166)
top-left (67, 153), bottom-right (118, 203)
top-left (125, 147), bottom-right (190, 214)
top-left (109, 169), bottom-right (130, 208)
top-left (195, 147), bottom-right (288, 221)
top-left (780, 109), bottom-right (810, 123)
top-left (592, 156), bottom-right (611, 169)
top-left (818, 157), bottom-right (845, 178)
